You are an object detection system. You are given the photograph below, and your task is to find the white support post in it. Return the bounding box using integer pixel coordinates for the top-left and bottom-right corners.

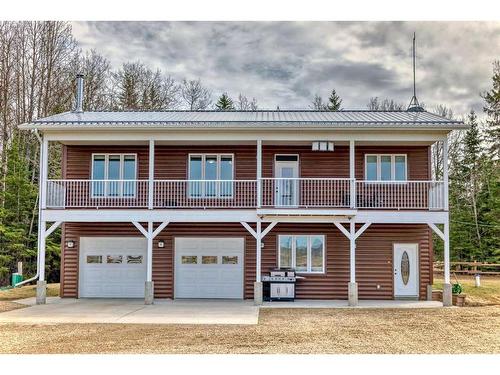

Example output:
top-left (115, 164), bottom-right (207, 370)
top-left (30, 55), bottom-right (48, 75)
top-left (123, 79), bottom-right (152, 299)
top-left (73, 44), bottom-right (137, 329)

top-left (36, 221), bottom-right (47, 305)
top-left (145, 221), bottom-right (154, 304)
top-left (256, 139), bottom-right (262, 208)
top-left (348, 219), bottom-right (358, 306)
top-left (442, 217), bottom-right (452, 306)
top-left (349, 140), bottom-right (356, 209)
top-left (254, 219), bottom-right (263, 305)
top-left (443, 137), bottom-right (449, 211)
top-left (40, 137), bottom-right (48, 210)
top-left (148, 139), bottom-right (155, 210)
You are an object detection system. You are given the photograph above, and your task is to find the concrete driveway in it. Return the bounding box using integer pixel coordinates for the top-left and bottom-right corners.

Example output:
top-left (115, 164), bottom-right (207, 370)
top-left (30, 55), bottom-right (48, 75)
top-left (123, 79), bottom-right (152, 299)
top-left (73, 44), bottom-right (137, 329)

top-left (0, 297), bottom-right (259, 325)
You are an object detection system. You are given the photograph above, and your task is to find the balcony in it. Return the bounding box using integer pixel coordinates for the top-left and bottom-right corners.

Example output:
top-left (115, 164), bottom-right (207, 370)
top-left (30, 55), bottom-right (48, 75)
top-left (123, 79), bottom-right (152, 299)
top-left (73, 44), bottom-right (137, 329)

top-left (45, 178), bottom-right (446, 211)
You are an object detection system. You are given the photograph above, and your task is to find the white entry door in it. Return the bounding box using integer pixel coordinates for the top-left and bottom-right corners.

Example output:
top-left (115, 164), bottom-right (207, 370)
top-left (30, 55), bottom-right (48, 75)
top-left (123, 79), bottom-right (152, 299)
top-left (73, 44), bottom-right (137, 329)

top-left (79, 237), bottom-right (147, 298)
top-left (393, 243), bottom-right (419, 298)
top-left (275, 156), bottom-right (299, 207)
top-left (175, 237), bottom-right (244, 299)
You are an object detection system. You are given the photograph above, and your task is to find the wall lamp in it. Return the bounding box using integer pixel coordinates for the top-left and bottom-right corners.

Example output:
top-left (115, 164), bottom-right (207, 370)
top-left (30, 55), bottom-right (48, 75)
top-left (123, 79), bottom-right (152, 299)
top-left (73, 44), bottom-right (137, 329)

top-left (158, 240), bottom-right (165, 248)
top-left (66, 240), bottom-right (75, 248)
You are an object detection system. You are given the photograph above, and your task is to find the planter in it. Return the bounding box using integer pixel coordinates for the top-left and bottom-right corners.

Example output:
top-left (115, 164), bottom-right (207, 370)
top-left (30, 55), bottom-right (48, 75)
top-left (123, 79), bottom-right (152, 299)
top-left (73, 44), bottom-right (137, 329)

top-left (452, 294), bottom-right (466, 307)
top-left (432, 290), bottom-right (443, 302)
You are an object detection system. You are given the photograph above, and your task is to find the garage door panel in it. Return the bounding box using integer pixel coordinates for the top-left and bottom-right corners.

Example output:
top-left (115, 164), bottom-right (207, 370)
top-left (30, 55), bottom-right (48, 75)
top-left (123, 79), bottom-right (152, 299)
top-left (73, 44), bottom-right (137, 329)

top-left (79, 237), bottom-right (147, 298)
top-left (175, 237), bottom-right (244, 299)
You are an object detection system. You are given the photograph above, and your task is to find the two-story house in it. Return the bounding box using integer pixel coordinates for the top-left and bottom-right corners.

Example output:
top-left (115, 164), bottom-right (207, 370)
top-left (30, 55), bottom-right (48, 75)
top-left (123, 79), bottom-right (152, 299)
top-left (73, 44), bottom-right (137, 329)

top-left (19, 76), bottom-right (466, 307)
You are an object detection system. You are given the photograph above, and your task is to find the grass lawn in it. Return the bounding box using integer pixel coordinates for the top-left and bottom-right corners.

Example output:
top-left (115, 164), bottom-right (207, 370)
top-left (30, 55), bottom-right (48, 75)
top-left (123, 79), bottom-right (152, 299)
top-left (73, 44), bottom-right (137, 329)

top-left (0, 283), bottom-right (60, 313)
top-left (433, 275), bottom-right (500, 306)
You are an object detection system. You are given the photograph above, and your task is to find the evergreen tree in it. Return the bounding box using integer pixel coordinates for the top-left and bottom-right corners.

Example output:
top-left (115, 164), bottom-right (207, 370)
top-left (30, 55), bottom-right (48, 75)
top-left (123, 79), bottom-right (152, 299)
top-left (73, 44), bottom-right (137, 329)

top-left (483, 60), bottom-right (500, 159)
top-left (215, 92), bottom-right (235, 111)
top-left (326, 89), bottom-right (342, 111)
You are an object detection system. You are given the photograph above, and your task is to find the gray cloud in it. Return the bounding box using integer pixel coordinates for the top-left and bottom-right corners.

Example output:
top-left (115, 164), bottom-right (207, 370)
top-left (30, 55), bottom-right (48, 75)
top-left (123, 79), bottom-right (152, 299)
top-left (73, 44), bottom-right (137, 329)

top-left (72, 21), bottom-right (500, 116)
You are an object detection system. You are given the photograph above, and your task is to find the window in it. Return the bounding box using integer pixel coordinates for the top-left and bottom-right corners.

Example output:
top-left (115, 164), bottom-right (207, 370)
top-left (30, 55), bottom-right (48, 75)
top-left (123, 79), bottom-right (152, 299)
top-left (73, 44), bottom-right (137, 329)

top-left (92, 154), bottom-right (137, 197)
top-left (127, 255), bottom-right (143, 264)
top-left (222, 256), bottom-right (238, 264)
top-left (181, 256), bottom-right (197, 264)
top-left (202, 256), bottom-right (218, 264)
top-left (86, 255), bottom-right (102, 264)
top-left (106, 255), bottom-right (123, 264)
top-left (278, 235), bottom-right (325, 273)
top-left (365, 154), bottom-right (407, 181)
top-left (188, 154), bottom-right (234, 197)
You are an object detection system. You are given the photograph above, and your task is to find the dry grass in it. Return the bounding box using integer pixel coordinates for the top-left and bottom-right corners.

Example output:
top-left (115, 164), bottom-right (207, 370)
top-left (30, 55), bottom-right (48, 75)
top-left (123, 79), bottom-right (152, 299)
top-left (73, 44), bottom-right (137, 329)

top-left (0, 306), bottom-right (499, 354)
top-left (0, 283), bottom-right (60, 302)
top-left (433, 275), bottom-right (500, 306)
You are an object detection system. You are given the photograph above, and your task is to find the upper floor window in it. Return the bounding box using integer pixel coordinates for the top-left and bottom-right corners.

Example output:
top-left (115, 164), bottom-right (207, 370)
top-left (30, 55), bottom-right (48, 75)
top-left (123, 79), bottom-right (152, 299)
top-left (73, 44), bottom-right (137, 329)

top-left (188, 154), bottom-right (234, 197)
top-left (92, 154), bottom-right (137, 197)
top-left (365, 154), bottom-right (407, 181)
top-left (278, 234), bottom-right (325, 273)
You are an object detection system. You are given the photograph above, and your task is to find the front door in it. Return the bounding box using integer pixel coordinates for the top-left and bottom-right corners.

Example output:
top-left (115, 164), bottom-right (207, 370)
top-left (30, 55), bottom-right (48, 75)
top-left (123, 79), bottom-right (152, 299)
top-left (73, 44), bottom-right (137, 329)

top-left (275, 156), bottom-right (299, 207)
top-left (393, 243), bottom-right (419, 298)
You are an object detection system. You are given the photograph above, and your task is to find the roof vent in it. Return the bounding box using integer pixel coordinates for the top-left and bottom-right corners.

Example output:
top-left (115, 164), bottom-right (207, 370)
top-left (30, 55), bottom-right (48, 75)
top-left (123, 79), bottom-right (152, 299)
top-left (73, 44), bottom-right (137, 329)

top-left (74, 74), bottom-right (84, 112)
top-left (407, 33), bottom-right (424, 112)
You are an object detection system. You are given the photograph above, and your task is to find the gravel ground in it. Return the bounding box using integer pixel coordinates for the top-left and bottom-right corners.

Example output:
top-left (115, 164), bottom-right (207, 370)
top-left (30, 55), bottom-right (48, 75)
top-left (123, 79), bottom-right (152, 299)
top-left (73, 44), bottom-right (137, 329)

top-left (1, 306), bottom-right (499, 354)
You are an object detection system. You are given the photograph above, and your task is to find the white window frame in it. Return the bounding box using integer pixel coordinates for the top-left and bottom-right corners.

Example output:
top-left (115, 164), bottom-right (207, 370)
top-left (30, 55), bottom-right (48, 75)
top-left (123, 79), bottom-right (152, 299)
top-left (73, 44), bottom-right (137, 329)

top-left (364, 154), bottom-right (407, 181)
top-left (188, 153), bottom-right (234, 198)
top-left (91, 153), bottom-right (138, 198)
top-left (278, 234), bottom-right (326, 274)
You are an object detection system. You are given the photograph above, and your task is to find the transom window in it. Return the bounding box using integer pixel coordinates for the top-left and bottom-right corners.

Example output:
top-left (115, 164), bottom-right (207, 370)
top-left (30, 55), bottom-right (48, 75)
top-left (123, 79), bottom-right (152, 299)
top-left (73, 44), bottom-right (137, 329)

top-left (278, 235), bottom-right (325, 273)
top-left (365, 154), bottom-right (407, 181)
top-left (188, 154), bottom-right (234, 197)
top-left (92, 154), bottom-right (137, 197)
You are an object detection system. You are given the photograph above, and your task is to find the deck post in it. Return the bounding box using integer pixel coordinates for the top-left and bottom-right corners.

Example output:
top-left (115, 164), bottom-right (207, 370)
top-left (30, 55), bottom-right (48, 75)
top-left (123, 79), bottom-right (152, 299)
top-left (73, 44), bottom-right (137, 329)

top-left (349, 140), bottom-right (356, 209)
top-left (145, 221), bottom-right (154, 305)
top-left (442, 217), bottom-right (452, 306)
top-left (442, 137), bottom-right (449, 211)
top-left (348, 219), bottom-right (358, 306)
top-left (256, 139), bottom-right (262, 208)
top-left (254, 219), bottom-right (263, 305)
top-left (148, 139), bottom-right (155, 210)
top-left (36, 222), bottom-right (47, 305)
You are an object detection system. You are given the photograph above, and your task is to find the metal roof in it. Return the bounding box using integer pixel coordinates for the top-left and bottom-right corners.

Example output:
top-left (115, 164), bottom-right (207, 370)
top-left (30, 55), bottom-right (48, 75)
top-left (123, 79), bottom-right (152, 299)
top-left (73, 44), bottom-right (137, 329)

top-left (20, 110), bottom-right (466, 130)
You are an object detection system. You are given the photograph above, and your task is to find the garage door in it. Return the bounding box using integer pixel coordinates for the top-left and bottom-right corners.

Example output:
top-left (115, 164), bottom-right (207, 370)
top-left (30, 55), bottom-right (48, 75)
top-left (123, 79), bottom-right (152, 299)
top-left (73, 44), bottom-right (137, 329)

top-left (79, 237), bottom-right (147, 298)
top-left (175, 237), bottom-right (244, 299)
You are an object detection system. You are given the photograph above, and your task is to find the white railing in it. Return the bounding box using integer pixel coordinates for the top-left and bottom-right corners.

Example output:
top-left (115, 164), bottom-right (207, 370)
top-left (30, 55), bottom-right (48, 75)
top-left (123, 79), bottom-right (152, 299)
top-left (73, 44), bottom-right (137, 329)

top-left (154, 180), bottom-right (257, 208)
top-left (46, 180), bottom-right (149, 208)
top-left (45, 179), bottom-right (445, 210)
top-left (261, 178), bottom-right (352, 208)
top-left (355, 180), bottom-right (445, 210)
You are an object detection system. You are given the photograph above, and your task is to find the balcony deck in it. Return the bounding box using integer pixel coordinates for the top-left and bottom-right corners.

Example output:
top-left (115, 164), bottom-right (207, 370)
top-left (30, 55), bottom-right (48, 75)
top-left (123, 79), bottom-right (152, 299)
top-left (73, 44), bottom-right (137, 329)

top-left (45, 178), bottom-right (445, 211)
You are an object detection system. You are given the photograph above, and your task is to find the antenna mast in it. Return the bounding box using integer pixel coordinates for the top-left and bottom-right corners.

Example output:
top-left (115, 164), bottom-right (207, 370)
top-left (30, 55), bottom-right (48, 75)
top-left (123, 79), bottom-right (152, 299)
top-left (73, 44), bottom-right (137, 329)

top-left (407, 32), bottom-right (423, 112)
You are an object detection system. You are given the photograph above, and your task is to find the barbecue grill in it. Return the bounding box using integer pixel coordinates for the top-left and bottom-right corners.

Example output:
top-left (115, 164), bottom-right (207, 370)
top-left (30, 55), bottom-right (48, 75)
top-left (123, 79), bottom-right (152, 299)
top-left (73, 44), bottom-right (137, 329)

top-left (262, 268), bottom-right (304, 301)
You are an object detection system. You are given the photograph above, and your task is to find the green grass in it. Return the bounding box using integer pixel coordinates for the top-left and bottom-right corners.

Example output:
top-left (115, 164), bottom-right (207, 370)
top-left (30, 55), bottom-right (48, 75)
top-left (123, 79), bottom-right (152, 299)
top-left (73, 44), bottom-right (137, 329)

top-left (0, 283), bottom-right (60, 301)
top-left (433, 275), bottom-right (500, 306)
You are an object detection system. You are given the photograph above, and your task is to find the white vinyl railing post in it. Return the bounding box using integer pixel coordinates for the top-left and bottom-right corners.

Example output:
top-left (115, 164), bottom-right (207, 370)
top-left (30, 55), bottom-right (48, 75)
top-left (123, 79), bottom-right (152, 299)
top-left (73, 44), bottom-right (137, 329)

top-left (256, 140), bottom-right (262, 208)
top-left (349, 140), bottom-right (356, 209)
top-left (442, 137), bottom-right (449, 211)
top-left (40, 138), bottom-right (48, 210)
top-left (148, 139), bottom-right (155, 209)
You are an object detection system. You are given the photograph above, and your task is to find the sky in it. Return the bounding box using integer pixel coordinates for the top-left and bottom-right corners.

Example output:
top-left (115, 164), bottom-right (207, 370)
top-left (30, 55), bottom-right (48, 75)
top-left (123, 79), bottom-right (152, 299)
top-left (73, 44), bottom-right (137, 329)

top-left (72, 21), bottom-right (500, 117)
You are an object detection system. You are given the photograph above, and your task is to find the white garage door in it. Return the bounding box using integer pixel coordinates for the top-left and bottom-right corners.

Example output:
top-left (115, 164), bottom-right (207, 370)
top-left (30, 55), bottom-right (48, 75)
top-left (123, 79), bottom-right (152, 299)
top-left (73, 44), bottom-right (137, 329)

top-left (79, 237), bottom-right (147, 298)
top-left (175, 237), bottom-right (244, 299)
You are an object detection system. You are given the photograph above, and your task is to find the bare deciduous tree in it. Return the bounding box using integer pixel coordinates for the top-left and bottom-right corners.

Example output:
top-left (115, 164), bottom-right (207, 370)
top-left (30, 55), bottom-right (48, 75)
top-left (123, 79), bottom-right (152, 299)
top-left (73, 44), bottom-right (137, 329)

top-left (180, 79), bottom-right (212, 110)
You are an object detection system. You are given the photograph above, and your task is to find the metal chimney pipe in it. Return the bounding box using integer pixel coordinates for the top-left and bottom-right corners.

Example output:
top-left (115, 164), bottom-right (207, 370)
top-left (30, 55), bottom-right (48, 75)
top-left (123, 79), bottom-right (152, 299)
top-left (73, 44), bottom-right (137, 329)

top-left (75, 74), bottom-right (84, 112)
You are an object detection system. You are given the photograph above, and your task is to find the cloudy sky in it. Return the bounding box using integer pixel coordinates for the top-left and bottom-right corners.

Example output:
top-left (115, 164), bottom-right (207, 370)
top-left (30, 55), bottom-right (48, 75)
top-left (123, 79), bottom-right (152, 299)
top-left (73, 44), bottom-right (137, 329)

top-left (72, 21), bottom-right (500, 117)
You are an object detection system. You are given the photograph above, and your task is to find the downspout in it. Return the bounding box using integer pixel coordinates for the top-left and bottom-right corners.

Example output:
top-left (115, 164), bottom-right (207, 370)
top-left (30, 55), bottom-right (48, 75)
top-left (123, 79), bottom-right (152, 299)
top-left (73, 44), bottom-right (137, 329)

top-left (15, 129), bottom-right (43, 287)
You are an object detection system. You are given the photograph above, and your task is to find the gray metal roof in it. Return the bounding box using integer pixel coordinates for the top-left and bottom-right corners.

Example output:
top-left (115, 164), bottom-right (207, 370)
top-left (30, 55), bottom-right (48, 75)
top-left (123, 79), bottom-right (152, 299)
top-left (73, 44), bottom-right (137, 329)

top-left (20, 110), bottom-right (466, 130)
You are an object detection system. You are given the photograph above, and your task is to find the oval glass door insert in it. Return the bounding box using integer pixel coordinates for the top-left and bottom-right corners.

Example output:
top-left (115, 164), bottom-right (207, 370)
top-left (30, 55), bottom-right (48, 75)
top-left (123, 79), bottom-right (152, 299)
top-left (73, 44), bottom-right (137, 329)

top-left (401, 251), bottom-right (410, 285)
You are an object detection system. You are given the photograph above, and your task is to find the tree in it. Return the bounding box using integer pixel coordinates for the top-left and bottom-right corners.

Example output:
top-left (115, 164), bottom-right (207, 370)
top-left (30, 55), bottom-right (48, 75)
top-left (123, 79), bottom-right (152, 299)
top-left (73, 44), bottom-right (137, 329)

top-left (367, 97), bottom-right (404, 110)
top-left (311, 94), bottom-right (326, 110)
top-left (482, 60), bottom-right (500, 159)
top-left (180, 79), bottom-right (212, 110)
top-left (236, 94), bottom-right (257, 110)
top-left (215, 92), bottom-right (235, 111)
top-left (326, 89), bottom-right (342, 111)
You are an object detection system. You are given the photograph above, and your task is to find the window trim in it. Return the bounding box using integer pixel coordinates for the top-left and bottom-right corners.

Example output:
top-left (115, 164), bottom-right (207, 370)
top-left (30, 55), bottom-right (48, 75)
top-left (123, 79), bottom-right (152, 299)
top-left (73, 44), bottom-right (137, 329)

top-left (91, 153), bottom-right (138, 198)
top-left (364, 154), bottom-right (408, 181)
top-left (277, 234), bottom-right (326, 274)
top-left (188, 153), bottom-right (235, 198)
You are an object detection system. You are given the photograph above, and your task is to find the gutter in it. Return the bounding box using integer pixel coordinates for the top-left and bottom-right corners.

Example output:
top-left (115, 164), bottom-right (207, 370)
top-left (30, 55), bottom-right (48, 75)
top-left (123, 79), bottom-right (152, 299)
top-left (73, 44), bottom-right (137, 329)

top-left (14, 129), bottom-right (43, 287)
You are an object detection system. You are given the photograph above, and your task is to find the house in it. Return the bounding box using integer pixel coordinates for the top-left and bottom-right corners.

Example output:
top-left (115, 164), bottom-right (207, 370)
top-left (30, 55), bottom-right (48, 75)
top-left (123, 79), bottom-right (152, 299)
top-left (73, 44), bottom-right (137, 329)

top-left (19, 76), bottom-right (466, 307)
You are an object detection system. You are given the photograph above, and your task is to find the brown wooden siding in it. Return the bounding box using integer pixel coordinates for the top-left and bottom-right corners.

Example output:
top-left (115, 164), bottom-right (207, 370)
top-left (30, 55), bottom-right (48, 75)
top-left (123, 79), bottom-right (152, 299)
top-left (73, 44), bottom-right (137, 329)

top-left (61, 222), bottom-right (431, 300)
top-left (64, 144), bottom-right (430, 181)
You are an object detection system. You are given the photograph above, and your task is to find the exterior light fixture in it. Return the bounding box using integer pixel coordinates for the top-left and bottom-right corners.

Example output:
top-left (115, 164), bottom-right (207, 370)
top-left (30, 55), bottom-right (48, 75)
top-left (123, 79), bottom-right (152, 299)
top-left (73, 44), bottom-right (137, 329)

top-left (66, 240), bottom-right (75, 248)
top-left (158, 240), bottom-right (165, 248)
top-left (312, 141), bottom-right (334, 151)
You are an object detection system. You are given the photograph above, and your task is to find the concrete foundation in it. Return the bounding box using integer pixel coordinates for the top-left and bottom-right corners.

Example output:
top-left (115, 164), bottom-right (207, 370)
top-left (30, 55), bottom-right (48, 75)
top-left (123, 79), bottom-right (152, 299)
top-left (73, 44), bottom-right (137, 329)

top-left (144, 281), bottom-right (154, 305)
top-left (254, 281), bottom-right (263, 305)
top-left (36, 280), bottom-right (47, 305)
top-left (427, 284), bottom-right (433, 301)
top-left (348, 282), bottom-right (358, 306)
top-left (443, 283), bottom-right (452, 306)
